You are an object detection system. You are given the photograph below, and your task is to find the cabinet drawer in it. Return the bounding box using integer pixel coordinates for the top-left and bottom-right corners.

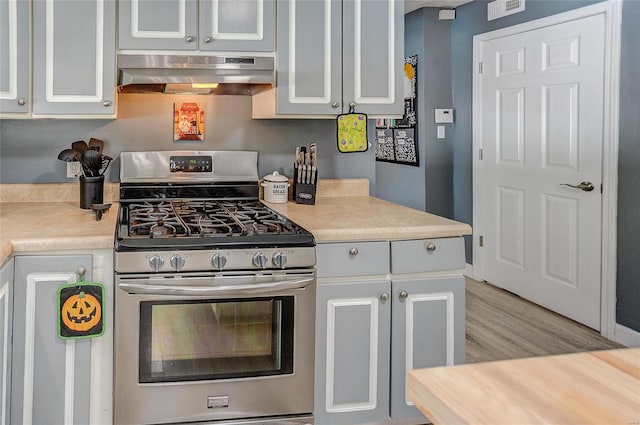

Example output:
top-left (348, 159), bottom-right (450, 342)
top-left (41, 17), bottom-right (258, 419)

top-left (391, 237), bottom-right (465, 274)
top-left (317, 242), bottom-right (390, 278)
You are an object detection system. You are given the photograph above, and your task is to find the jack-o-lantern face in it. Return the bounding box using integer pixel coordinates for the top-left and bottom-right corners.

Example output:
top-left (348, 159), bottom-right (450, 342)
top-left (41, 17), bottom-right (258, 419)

top-left (61, 292), bottom-right (101, 332)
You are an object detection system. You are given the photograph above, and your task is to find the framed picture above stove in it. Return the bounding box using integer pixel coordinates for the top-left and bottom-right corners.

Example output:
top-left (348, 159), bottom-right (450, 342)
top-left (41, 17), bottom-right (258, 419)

top-left (173, 102), bottom-right (205, 142)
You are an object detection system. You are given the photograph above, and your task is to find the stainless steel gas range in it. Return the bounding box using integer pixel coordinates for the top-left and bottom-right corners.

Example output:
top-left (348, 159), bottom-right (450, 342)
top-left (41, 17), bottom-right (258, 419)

top-left (113, 151), bottom-right (316, 425)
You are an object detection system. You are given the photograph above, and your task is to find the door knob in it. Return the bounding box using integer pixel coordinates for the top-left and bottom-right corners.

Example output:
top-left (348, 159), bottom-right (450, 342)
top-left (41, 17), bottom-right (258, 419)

top-left (561, 181), bottom-right (595, 192)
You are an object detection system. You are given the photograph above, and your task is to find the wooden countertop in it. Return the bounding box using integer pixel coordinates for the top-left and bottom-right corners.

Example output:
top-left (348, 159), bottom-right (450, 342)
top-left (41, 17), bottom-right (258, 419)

top-left (407, 348), bottom-right (640, 425)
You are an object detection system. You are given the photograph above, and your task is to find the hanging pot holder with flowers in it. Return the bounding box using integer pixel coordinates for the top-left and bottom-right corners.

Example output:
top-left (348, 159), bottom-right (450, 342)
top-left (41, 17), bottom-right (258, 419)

top-left (336, 108), bottom-right (368, 153)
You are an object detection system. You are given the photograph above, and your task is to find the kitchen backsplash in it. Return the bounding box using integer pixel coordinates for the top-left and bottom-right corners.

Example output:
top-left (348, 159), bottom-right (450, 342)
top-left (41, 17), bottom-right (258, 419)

top-left (0, 93), bottom-right (376, 193)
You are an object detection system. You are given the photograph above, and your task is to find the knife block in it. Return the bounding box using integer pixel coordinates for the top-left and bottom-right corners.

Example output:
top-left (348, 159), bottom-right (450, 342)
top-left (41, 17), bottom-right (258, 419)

top-left (292, 166), bottom-right (317, 205)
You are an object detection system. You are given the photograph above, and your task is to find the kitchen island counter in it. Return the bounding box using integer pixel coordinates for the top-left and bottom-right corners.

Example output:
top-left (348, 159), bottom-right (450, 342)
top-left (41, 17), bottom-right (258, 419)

top-left (407, 348), bottom-right (640, 425)
top-left (264, 179), bottom-right (471, 242)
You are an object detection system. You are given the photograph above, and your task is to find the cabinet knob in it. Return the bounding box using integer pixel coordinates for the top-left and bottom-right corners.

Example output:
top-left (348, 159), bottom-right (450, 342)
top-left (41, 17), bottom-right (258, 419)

top-left (425, 242), bottom-right (436, 252)
top-left (18, 98), bottom-right (26, 106)
top-left (331, 102), bottom-right (340, 108)
top-left (399, 290), bottom-right (408, 300)
top-left (349, 101), bottom-right (356, 108)
top-left (185, 35), bottom-right (195, 43)
top-left (77, 267), bottom-right (86, 282)
top-left (379, 292), bottom-right (389, 302)
top-left (102, 100), bottom-right (111, 107)
top-left (203, 36), bottom-right (213, 43)
top-left (349, 247), bottom-right (359, 256)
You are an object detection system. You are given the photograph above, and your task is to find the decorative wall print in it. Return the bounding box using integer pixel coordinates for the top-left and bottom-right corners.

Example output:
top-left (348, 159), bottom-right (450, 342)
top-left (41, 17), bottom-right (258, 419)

top-left (173, 102), bottom-right (205, 142)
top-left (375, 55), bottom-right (419, 166)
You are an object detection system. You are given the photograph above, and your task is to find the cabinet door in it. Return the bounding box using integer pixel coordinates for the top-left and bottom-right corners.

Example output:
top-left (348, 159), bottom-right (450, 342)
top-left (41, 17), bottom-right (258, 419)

top-left (118, 0), bottom-right (197, 50)
top-left (0, 259), bottom-right (13, 425)
top-left (342, 0), bottom-right (404, 115)
top-left (0, 0), bottom-right (29, 113)
top-left (199, 0), bottom-right (274, 52)
top-left (390, 275), bottom-right (465, 421)
top-left (11, 255), bottom-right (92, 425)
top-left (315, 279), bottom-right (391, 425)
top-left (32, 0), bottom-right (116, 115)
top-left (275, 0), bottom-right (342, 115)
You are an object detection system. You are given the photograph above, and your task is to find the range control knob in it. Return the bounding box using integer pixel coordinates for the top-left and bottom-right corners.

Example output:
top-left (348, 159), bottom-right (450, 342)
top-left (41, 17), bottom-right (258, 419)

top-left (149, 255), bottom-right (164, 272)
top-left (272, 252), bottom-right (287, 269)
top-left (252, 252), bottom-right (268, 269)
top-left (170, 254), bottom-right (186, 271)
top-left (211, 254), bottom-right (227, 270)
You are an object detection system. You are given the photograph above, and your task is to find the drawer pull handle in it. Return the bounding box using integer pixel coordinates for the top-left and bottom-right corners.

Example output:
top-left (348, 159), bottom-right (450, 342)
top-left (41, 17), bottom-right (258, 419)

top-left (399, 290), bottom-right (408, 300)
top-left (379, 292), bottom-right (389, 302)
top-left (349, 247), bottom-right (359, 256)
top-left (425, 242), bottom-right (436, 252)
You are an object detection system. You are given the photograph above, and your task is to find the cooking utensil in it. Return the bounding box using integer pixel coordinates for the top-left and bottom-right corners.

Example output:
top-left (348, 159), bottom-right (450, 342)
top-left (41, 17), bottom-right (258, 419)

top-left (71, 140), bottom-right (89, 154)
top-left (99, 154), bottom-right (113, 176)
top-left (81, 149), bottom-right (103, 177)
top-left (57, 148), bottom-right (81, 162)
top-left (89, 203), bottom-right (112, 221)
top-left (88, 138), bottom-right (104, 153)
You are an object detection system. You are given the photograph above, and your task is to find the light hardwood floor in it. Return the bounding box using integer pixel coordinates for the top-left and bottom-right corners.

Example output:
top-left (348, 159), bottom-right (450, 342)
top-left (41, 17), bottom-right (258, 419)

top-left (465, 278), bottom-right (623, 364)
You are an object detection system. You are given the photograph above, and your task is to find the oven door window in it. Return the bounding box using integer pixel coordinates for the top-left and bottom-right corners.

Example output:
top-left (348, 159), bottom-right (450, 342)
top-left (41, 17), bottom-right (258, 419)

top-left (138, 297), bottom-right (294, 383)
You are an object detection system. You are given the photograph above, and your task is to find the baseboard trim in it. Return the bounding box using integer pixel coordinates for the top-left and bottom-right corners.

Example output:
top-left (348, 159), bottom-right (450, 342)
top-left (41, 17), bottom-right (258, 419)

top-left (614, 323), bottom-right (640, 347)
top-left (464, 263), bottom-right (473, 279)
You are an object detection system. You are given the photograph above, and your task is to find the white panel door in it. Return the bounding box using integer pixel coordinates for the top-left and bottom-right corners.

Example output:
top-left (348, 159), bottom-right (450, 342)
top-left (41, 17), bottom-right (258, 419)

top-left (479, 14), bottom-right (605, 329)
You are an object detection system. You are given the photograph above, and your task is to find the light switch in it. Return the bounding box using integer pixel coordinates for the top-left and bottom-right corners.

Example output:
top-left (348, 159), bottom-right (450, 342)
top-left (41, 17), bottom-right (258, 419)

top-left (434, 108), bottom-right (454, 123)
top-left (437, 126), bottom-right (446, 139)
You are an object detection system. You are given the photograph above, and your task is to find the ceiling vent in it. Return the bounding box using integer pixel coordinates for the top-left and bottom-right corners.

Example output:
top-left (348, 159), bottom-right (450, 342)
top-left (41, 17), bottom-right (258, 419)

top-left (487, 0), bottom-right (525, 21)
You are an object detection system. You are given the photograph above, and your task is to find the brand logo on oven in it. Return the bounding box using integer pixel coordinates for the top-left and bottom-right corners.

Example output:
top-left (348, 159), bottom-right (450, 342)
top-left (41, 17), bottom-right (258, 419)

top-left (207, 395), bottom-right (229, 409)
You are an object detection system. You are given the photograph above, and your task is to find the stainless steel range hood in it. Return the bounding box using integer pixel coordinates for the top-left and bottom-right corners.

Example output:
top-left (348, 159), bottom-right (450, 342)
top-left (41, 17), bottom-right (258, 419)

top-left (117, 54), bottom-right (275, 94)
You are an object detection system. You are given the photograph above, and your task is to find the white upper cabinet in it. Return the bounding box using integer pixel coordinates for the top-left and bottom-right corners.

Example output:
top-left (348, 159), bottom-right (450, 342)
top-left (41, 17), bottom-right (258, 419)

top-left (32, 0), bottom-right (116, 116)
top-left (119, 0), bottom-right (275, 52)
top-left (256, 0), bottom-right (403, 117)
top-left (0, 0), bottom-right (30, 114)
top-left (1, 0), bottom-right (116, 117)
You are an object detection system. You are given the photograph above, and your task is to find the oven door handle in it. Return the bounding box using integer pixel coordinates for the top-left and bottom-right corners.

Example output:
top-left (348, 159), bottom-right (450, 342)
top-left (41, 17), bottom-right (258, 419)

top-left (118, 276), bottom-right (314, 296)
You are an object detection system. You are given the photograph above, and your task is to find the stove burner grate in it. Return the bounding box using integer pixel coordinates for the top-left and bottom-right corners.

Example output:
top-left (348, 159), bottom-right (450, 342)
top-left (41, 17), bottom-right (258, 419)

top-left (125, 199), bottom-right (301, 239)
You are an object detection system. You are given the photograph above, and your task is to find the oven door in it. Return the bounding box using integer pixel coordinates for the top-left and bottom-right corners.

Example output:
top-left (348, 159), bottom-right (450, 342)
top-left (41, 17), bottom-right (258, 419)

top-left (114, 270), bottom-right (316, 425)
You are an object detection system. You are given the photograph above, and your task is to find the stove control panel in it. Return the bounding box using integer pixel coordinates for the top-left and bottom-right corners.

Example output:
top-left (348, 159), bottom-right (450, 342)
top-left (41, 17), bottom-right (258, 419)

top-left (115, 248), bottom-right (316, 273)
top-left (169, 155), bottom-right (213, 173)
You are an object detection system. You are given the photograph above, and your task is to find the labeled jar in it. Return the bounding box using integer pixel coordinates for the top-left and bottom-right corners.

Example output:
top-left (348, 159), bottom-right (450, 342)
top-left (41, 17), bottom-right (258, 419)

top-left (261, 171), bottom-right (290, 203)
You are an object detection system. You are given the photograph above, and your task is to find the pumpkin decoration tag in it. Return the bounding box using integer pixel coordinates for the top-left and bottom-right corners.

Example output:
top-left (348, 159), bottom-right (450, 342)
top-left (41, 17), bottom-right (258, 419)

top-left (57, 283), bottom-right (105, 339)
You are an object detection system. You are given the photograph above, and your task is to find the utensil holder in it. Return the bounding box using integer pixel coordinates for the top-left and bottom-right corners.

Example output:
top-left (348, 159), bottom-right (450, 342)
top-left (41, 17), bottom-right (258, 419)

top-left (292, 166), bottom-right (317, 205)
top-left (80, 175), bottom-right (104, 209)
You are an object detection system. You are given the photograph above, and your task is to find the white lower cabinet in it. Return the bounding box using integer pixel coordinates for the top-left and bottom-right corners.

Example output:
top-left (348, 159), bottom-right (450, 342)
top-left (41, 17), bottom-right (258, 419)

top-left (315, 239), bottom-right (465, 425)
top-left (0, 258), bottom-right (14, 425)
top-left (11, 251), bottom-right (113, 425)
top-left (315, 279), bottom-right (391, 425)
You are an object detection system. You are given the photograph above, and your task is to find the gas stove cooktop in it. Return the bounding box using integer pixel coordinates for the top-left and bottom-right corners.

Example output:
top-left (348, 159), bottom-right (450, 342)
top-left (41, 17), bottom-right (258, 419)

top-left (116, 198), bottom-right (315, 251)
